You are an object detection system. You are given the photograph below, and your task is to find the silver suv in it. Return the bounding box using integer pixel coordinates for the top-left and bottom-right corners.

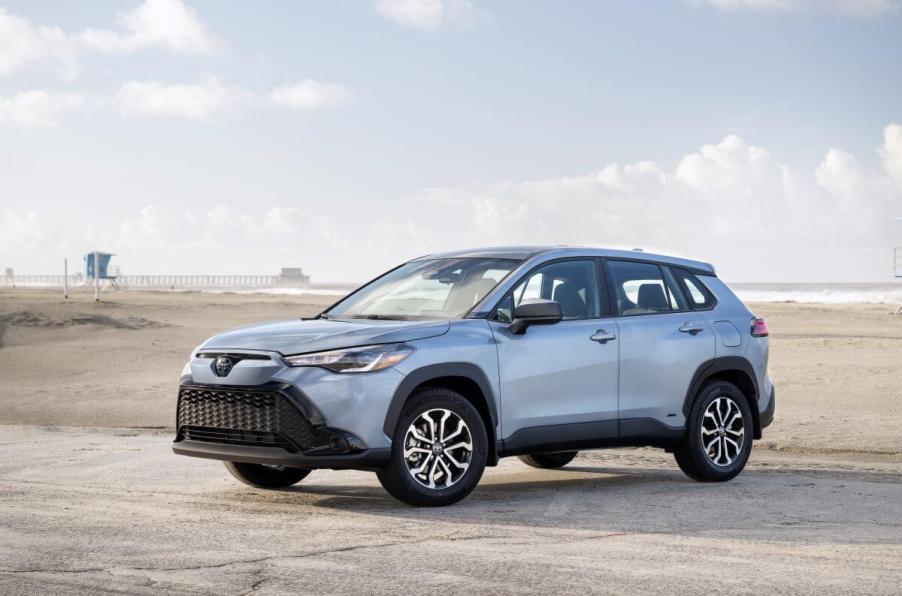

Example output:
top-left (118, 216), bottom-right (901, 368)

top-left (173, 247), bottom-right (775, 506)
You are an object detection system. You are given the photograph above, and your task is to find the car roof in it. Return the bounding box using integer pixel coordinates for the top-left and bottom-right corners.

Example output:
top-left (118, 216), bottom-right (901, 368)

top-left (413, 245), bottom-right (716, 276)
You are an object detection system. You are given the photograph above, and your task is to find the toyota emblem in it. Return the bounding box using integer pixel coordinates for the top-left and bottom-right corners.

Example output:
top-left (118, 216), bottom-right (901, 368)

top-left (214, 356), bottom-right (234, 377)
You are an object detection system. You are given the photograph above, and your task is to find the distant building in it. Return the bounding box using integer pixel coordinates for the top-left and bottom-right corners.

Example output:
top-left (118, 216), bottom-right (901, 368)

top-left (278, 267), bottom-right (311, 285)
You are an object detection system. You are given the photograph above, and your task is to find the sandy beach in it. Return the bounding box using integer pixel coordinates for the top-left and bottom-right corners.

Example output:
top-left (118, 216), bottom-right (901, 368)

top-left (1, 288), bottom-right (900, 456)
top-left (2, 288), bottom-right (901, 594)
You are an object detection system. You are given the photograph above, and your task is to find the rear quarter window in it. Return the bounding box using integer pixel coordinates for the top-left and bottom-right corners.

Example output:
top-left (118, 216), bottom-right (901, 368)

top-left (673, 268), bottom-right (717, 310)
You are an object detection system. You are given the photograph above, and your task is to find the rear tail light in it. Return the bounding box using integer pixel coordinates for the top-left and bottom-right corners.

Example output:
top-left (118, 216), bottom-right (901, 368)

top-left (751, 317), bottom-right (769, 337)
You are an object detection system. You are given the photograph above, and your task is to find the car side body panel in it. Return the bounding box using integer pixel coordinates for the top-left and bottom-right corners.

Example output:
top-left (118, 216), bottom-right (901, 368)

top-left (615, 313), bottom-right (716, 429)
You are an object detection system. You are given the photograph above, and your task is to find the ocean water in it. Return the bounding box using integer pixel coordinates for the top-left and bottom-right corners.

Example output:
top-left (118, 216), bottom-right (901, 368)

top-left (730, 283), bottom-right (902, 304)
top-left (7, 280), bottom-right (902, 304)
top-left (234, 282), bottom-right (902, 304)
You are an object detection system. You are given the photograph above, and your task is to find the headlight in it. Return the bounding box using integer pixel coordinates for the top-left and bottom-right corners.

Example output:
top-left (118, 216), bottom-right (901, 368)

top-left (283, 344), bottom-right (414, 373)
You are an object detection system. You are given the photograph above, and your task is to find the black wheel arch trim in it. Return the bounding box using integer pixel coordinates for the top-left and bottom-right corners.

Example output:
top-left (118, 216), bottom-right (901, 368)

top-left (683, 356), bottom-right (763, 439)
top-left (383, 362), bottom-right (498, 443)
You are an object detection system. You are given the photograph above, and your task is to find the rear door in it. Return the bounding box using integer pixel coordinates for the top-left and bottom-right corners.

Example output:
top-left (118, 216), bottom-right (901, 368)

top-left (604, 260), bottom-right (716, 433)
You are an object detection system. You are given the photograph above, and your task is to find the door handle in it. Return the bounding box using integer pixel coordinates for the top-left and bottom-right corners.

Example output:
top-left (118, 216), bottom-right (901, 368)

top-left (679, 324), bottom-right (704, 335)
top-left (590, 330), bottom-right (616, 344)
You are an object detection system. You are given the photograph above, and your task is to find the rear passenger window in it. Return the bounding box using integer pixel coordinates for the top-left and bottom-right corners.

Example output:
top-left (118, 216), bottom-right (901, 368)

top-left (607, 261), bottom-right (685, 316)
top-left (673, 268), bottom-right (716, 310)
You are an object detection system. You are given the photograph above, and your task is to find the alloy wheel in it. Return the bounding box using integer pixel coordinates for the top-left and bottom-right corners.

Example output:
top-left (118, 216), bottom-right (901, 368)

top-left (403, 408), bottom-right (473, 489)
top-left (701, 396), bottom-right (745, 467)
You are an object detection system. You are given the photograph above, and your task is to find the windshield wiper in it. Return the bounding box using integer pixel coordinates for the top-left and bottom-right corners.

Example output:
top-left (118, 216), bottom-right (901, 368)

top-left (316, 313), bottom-right (334, 320)
top-left (350, 314), bottom-right (410, 321)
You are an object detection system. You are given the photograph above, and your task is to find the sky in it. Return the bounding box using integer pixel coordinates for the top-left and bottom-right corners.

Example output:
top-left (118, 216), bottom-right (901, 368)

top-left (1, 0), bottom-right (901, 283)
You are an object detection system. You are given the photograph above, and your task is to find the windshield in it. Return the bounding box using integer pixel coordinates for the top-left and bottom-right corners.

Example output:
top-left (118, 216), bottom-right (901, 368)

top-left (326, 258), bottom-right (520, 320)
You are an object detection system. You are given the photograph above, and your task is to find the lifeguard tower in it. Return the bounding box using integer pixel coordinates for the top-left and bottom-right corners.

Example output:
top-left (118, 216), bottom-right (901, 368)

top-left (84, 251), bottom-right (124, 293)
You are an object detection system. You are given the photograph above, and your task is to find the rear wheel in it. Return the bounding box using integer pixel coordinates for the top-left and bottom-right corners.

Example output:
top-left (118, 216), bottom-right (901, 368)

top-left (377, 387), bottom-right (488, 506)
top-left (224, 461), bottom-right (311, 488)
top-left (518, 451), bottom-right (578, 469)
top-left (674, 381), bottom-right (753, 482)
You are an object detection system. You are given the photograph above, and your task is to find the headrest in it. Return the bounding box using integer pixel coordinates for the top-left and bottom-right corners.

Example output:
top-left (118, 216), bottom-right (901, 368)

top-left (637, 283), bottom-right (668, 310)
top-left (553, 283), bottom-right (588, 318)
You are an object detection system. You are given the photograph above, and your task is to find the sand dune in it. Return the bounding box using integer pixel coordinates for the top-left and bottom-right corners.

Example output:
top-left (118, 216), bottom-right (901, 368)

top-left (0, 310), bottom-right (170, 330)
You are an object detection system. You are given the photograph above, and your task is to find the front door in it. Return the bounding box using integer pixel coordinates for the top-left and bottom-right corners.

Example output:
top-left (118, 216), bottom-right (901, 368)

top-left (488, 259), bottom-right (620, 451)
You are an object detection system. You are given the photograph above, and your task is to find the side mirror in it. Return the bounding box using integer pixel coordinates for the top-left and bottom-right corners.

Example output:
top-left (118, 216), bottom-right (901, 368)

top-left (509, 299), bottom-right (563, 335)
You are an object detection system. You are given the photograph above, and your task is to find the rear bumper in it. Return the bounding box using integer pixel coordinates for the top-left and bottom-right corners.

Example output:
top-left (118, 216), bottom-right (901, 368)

top-left (173, 440), bottom-right (391, 469)
top-left (760, 385), bottom-right (776, 430)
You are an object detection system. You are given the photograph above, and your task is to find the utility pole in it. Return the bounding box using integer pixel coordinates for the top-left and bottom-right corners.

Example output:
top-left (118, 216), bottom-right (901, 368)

top-left (895, 218), bottom-right (901, 315)
top-left (64, 258), bottom-right (69, 299)
top-left (94, 252), bottom-right (100, 302)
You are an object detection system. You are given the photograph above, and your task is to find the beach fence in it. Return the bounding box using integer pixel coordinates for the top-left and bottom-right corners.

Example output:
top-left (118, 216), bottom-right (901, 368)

top-left (119, 274), bottom-right (290, 288)
top-left (2, 273), bottom-right (313, 290)
top-left (0, 264), bottom-right (339, 293)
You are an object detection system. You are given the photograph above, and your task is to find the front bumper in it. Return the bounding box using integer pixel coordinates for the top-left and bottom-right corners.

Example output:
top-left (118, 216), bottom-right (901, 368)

top-left (172, 381), bottom-right (391, 470)
top-left (173, 440), bottom-right (390, 469)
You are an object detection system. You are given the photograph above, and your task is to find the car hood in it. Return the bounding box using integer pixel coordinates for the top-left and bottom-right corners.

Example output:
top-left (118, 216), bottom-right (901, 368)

top-left (200, 318), bottom-right (451, 355)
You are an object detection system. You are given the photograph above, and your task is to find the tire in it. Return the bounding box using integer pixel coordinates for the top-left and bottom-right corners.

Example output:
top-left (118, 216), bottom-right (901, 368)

top-left (224, 461), bottom-right (311, 489)
top-left (518, 451), bottom-right (578, 469)
top-left (674, 380), bottom-right (753, 482)
top-left (377, 387), bottom-right (488, 506)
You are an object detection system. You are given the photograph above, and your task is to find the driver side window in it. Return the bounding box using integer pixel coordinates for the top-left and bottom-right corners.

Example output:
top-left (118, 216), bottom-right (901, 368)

top-left (494, 260), bottom-right (601, 322)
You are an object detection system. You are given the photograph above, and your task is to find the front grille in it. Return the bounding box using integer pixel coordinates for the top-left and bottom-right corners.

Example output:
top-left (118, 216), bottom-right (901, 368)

top-left (176, 385), bottom-right (316, 452)
top-left (181, 426), bottom-right (294, 450)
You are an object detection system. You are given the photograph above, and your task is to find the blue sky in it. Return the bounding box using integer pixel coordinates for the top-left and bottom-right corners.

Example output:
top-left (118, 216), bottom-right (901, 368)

top-left (1, 0), bottom-right (901, 281)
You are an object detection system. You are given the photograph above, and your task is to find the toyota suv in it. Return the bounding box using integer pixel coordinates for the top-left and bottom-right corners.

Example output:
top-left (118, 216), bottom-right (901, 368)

top-left (173, 246), bottom-right (775, 506)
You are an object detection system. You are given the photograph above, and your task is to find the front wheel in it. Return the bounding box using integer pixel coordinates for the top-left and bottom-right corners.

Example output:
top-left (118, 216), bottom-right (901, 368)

top-left (224, 461), bottom-right (311, 488)
top-left (673, 381), bottom-right (753, 482)
top-left (377, 387), bottom-right (488, 506)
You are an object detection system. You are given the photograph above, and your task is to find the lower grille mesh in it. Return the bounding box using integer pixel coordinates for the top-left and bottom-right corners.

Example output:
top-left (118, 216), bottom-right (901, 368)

top-left (176, 385), bottom-right (315, 451)
top-left (181, 426), bottom-right (293, 450)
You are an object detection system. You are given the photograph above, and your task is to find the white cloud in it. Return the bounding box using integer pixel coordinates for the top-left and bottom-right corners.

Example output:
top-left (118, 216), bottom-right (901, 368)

top-left (0, 9), bottom-right (78, 79)
top-left (120, 205), bottom-right (305, 249)
top-left (112, 204), bottom-right (339, 274)
top-left (80, 0), bottom-right (217, 54)
top-left (816, 149), bottom-right (863, 200)
top-left (114, 76), bottom-right (236, 121)
top-left (5, 128), bottom-right (900, 281)
top-left (0, 91), bottom-right (83, 128)
top-left (0, 211), bottom-right (43, 251)
top-left (675, 134), bottom-right (780, 191)
top-left (268, 80), bottom-right (356, 109)
top-left (352, 129), bottom-right (900, 281)
top-left (0, 0), bottom-right (216, 79)
top-left (374, 0), bottom-right (490, 30)
top-left (691, 0), bottom-right (899, 17)
top-left (103, 128), bottom-right (902, 281)
top-left (879, 123), bottom-right (902, 196)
